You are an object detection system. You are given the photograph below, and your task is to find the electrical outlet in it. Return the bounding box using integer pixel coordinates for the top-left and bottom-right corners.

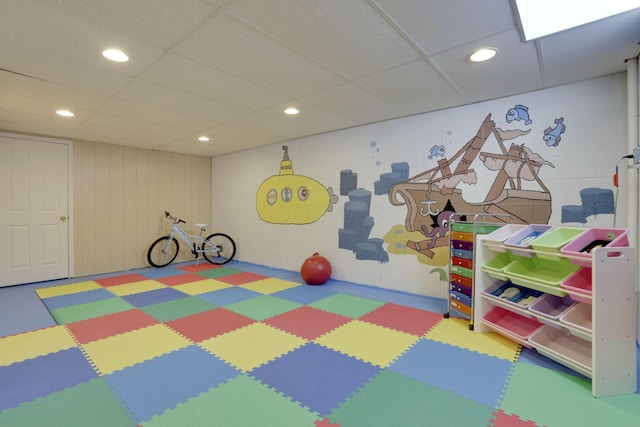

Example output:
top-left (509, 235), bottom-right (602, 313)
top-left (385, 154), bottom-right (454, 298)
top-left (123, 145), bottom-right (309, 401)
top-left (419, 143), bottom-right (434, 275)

top-left (635, 146), bottom-right (640, 165)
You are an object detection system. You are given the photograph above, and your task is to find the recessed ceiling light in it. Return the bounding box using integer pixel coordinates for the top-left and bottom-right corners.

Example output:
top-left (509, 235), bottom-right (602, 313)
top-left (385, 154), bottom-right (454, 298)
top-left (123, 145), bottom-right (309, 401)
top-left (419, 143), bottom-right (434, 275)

top-left (469, 48), bottom-right (498, 62)
top-left (284, 107), bottom-right (299, 115)
top-left (198, 136), bottom-right (210, 142)
top-left (56, 109), bottom-right (75, 117)
top-left (102, 49), bottom-right (129, 62)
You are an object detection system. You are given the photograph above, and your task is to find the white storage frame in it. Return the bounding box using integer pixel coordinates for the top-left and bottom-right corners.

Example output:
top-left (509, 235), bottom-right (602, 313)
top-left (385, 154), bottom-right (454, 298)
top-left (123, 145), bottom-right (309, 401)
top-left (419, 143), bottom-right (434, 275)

top-left (474, 235), bottom-right (637, 398)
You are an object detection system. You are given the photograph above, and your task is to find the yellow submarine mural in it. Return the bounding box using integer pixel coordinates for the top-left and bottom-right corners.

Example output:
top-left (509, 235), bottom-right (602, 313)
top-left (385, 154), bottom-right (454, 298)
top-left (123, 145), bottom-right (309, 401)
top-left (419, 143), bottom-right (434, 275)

top-left (256, 146), bottom-right (338, 224)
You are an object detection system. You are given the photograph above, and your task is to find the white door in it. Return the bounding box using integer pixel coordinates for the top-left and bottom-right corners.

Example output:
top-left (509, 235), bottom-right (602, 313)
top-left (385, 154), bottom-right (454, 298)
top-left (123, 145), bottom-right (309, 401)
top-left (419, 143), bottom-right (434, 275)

top-left (0, 134), bottom-right (70, 287)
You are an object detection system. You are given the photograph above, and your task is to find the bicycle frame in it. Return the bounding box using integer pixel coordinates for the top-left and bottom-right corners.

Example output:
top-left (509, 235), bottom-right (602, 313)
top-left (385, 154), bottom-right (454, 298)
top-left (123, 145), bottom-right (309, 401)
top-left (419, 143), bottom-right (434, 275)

top-left (166, 222), bottom-right (212, 256)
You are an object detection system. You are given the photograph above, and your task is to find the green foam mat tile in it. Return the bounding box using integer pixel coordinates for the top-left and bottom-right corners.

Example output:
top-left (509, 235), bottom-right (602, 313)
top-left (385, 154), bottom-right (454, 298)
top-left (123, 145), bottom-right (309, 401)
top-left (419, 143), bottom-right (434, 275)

top-left (225, 295), bottom-right (301, 321)
top-left (140, 296), bottom-right (217, 322)
top-left (195, 267), bottom-right (241, 279)
top-left (141, 374), bottom-right (318, 427)
top-left (500, 362), bottom-right (640, 427)
top-left (330, 369), bottom-right (494, 427)
top-left (0, 378), bottom-right (136, 426)
top-left (49, 298), bottom-right (135, 324)
top-left (309, 293), bottom-right (385, 318)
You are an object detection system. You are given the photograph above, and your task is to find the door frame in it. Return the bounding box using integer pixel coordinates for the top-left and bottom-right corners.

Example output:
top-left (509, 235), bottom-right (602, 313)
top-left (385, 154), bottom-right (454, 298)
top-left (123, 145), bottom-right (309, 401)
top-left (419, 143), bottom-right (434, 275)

top-left (0, 131), bottom-right (74, 281)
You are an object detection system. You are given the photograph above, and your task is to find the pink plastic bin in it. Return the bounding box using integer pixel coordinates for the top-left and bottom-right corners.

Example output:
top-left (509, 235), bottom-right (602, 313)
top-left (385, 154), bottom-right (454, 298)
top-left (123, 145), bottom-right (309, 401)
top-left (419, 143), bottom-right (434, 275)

top-left (483, 306), bottom-right (543, 343)
top-left (560, 228), bottom-right (629, 267)
top-left (560, 268), bottom-right (592, 304)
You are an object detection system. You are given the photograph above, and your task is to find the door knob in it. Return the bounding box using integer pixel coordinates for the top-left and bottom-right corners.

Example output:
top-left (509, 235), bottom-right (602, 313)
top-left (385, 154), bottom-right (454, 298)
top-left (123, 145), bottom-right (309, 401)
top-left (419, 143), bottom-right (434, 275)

top-left (60, 215), bottom-right (67, 221)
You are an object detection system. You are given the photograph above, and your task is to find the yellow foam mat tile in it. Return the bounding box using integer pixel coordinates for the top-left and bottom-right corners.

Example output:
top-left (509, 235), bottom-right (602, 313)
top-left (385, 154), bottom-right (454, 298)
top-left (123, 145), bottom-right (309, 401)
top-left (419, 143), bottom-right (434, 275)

top-left (314, 320), bottom-right (419, 368)
top-left (35, 281), bottom-right (101, 298)
top-left (173, 279), bottom-right (231, 295)
top-left (81, 324), bottom-right (191, 374)
top-left (0, 326), bottom-right (76, 366)
top-left (199, 323), bottom-right (306, 371)
top-left (106, 280), bottom-right (167, 296)
top-left (425, 318), bottom-right (520, 361)
top-left (240, 277), bottom-right (301, 294)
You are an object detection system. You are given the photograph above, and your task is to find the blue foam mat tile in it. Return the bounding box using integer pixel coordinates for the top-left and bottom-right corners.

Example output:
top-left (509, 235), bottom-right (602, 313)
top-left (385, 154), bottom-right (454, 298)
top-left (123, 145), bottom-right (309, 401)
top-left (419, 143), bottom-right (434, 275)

top-left (105, 345), bottom-right (240, 422)
top-left (40, 288), bottom-right (116, 310)
top-left (121, 287), bottom-right (188, 307)
top-left (250, 342), bottom-right (380, 415)
top-left (0, 347), bottom-right (98, 411)
top-left (388, 338), bottom-right (512, 407)
top-left (195, 287), bottom-right (262, 306)
top-left (271, 284), bottom-right (339, 304)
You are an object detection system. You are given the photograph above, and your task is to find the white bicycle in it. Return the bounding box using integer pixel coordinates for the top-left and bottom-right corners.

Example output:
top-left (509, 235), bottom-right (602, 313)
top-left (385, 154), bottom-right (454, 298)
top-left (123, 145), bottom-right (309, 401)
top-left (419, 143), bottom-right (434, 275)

top-left (147, 211), bottom-right (236, 267)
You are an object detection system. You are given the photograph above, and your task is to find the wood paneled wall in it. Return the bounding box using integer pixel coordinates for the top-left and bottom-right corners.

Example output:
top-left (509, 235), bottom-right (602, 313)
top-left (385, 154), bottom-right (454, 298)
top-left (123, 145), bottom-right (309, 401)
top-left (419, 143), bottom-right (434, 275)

top-left (72, 140), bottom-right (211, 277)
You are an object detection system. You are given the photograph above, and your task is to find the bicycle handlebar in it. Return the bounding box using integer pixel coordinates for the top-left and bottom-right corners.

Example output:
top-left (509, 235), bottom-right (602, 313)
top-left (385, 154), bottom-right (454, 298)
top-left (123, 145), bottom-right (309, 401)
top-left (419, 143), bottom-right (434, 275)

top-left (164, 211), bottom-right (186, 224)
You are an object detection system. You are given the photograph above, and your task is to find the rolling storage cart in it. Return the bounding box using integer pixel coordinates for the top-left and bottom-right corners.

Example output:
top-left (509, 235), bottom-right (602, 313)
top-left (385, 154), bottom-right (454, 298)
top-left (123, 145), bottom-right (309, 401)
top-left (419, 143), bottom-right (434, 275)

top-left (474, 226), bottom-right (637, 397)
top-left (444, 214), bottom-right (512, 330)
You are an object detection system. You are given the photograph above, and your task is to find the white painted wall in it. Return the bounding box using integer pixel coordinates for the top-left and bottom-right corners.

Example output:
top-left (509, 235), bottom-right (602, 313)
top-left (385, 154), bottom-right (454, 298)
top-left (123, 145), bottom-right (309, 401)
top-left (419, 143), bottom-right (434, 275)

top-left (213, 74), bottom-right (630, 298)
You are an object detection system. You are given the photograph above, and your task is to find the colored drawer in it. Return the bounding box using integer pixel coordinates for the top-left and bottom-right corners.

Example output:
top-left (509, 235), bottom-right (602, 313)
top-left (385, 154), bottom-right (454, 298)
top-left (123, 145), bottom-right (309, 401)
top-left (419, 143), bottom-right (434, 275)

top-left (450, 299), bottom-right (472, 317)
top-left (451, 273), bottom-right (472, 288)
top-left (450, 282), bottom-right (472, 297)
top-left (451, 256), bottom-right (473, 270)
top-left (452, 240), bottom-right (473, 251)
top-left (451, 248), bottom-right (473, 260)
top-left (451, 265), bottom-right (472, 279)
top-left (449, 290), bottom-right (471, 307)
top-left (451, 231), bottom-right (473, 242)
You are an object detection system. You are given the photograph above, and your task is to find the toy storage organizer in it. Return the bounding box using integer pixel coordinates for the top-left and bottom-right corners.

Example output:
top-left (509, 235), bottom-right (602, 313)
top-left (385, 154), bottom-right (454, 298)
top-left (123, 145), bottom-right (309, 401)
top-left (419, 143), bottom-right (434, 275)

top-left (445, 214), bottom-right (511, 329)
top-left (474, 225), bottom-right (637, 397)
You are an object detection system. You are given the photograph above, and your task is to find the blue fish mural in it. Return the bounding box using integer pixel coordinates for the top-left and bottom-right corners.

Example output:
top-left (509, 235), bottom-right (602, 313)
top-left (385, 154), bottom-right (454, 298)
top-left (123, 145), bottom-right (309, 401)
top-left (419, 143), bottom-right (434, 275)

top-left (506, 105), bottom-right (532, 125)
top-left (543, 117), bottom-right (566, 147)
top-left (428, 145), bottom-right (446, 159)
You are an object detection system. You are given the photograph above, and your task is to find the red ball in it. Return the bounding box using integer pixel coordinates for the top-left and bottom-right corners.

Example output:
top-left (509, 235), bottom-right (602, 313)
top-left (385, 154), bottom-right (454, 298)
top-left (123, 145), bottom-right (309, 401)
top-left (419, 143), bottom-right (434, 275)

top-left (300, 252), bottom-right (332, 285)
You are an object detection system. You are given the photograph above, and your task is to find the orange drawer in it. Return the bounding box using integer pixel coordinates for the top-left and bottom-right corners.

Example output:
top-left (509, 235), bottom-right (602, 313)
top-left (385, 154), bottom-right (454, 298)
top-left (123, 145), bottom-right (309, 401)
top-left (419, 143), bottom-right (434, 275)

top-left (451, 231), bottom-right (473, 242)
top-left (450, 299), bottom-right (472, 317)
top-left (451, 273), bottom-right (472, 288)
top-left (451, 257), bottom-right (473, 270)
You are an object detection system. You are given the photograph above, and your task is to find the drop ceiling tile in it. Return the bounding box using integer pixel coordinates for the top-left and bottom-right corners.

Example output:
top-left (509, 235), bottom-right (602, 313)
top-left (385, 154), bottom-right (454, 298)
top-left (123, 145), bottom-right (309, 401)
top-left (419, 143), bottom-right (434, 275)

top-left (81, 112), bottom-right (195, 141)
top-left (174, 13), bottom-right (347, 98)
top-left (44, 0), bottom-right (219, 48)
top-left (0, 108), bottom-right (80, 139)
top-left (0, 72), bottom-right (110, 111)
top-left (537, 8), bottom-right (640, 87)
top-left (99, 99), bottom-right (216, 132)
top-left (141, 53), bottom-right (288, 110)
top-left (1, 0), bottom-right (164, 75)
top-left (117, 79), bottom-right (249, 123)
top-left (356, 59), bottom-right (469, 115)
top-left (0, 44), bottom-right (133, 96)
top-left (430, 29), bottom-right (543, 103)
top-left (225, 0), bottom-right (420, 79)
top-left (373, 0), bottom-right (516, 54)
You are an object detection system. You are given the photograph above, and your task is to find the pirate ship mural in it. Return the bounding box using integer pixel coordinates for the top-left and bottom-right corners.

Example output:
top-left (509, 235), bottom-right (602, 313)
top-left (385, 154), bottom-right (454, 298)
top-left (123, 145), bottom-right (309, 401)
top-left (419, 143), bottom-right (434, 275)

top-left (388, 113), bottom-right (555, 259)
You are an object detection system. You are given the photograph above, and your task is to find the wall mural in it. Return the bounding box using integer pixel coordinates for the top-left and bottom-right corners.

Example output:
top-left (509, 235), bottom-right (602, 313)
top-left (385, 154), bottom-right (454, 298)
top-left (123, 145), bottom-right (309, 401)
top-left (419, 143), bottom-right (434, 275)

top-left (256, 145), bottom-right (338, 224)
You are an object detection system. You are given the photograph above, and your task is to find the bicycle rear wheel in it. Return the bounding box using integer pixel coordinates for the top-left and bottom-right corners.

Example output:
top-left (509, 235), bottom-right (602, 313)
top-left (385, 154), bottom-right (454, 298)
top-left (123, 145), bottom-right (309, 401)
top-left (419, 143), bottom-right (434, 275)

top-left (147, 236), bottom-right (179, 267)
top-left (202, 233), bottom-right (236, 265)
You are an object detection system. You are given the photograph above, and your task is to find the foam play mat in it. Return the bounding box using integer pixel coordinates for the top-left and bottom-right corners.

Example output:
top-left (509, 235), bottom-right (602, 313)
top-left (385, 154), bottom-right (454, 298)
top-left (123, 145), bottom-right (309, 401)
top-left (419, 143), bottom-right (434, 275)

top-left (1, 261), bottom-right (638, 426)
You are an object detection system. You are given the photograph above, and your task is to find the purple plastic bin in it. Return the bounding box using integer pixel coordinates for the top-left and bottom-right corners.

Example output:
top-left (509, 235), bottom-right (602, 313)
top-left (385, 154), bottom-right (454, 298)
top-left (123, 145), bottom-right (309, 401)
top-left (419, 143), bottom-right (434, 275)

top-left (560, 227), bottom-right (629, 267)
top-left (504, 224), bottom-right (553, 257)
top-left (528, 294), bottom-right (575, 321)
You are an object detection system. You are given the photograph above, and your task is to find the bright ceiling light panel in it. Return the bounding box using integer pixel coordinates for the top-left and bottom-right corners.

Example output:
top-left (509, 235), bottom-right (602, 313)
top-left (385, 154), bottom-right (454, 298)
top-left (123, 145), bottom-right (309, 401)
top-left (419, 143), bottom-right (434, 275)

top-left (56, 109), bottom-right (74, 117)
top-left (102, 49), bottom-right (129, 62)
top-left (284, 107), bottom-right (299, 115)
top-left (470, 48), bottom-right (498, 62)
top-left (515, 0), bottom-right (640, 40)
top-left (198, 136), bottom-right (210, 142)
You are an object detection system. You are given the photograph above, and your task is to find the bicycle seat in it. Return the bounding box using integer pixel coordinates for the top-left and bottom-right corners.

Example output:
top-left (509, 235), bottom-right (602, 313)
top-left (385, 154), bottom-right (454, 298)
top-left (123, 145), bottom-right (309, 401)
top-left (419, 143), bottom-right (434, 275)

top-left (195, 223), bottom-right (208, 230)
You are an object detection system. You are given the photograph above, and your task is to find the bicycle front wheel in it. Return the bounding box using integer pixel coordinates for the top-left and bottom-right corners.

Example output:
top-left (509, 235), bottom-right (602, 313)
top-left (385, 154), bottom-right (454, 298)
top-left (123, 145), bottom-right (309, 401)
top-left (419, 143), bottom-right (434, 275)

top-left (147, 236), bottom-right (179, 267)
top-left (202, 233), bottom-right (236, 265)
